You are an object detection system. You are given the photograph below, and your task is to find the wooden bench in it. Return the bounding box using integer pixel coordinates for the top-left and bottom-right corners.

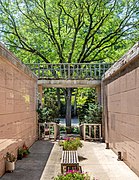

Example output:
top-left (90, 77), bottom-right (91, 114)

top-left (61, 150), bottom-right (79, 174)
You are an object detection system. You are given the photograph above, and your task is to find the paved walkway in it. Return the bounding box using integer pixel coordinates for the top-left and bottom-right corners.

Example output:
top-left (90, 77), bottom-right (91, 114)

top-left (1, 140), bottom-right (139, 180)
top-left (1, 140), bottom-right (54, 180)
top-left (78, 141), bottom-right (139, 180)
top-left (41, 141), bottom-right (139, 180)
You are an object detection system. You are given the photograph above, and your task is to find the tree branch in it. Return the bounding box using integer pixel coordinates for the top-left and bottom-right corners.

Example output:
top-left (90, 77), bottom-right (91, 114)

top-left (85, 27), bottom-right (134, 62)
top-left (43, 1), bottom-right (65, 63)
top-left (68, 12), bottom-right (84, 63)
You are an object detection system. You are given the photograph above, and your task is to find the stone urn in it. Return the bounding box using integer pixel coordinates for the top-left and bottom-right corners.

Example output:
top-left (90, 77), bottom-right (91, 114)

top-left (6, 161), bottom-right (15, 172)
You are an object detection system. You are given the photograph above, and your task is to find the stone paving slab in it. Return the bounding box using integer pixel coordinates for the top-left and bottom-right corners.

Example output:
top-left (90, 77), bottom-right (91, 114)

top-left (41, 141), bottom-right (139, 180)
top-left (1, 140), bottom-right (54, 180)
top-left (40, 142), bottom-right (62, 180)
top-left (78, 141), bottom-right (139, 180)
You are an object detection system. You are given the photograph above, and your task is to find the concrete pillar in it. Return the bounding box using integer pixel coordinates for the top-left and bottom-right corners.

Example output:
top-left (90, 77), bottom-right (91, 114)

top-left (38, 85), bottom-right (43, 106)
top-left (96, 85), bottom-right (101, 105)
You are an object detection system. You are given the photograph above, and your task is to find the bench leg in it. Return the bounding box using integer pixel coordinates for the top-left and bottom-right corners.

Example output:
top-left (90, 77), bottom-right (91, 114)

top-left (76, 164), bottom-right (79, 171)
top-left (61, 165), bottom-right (63, 174)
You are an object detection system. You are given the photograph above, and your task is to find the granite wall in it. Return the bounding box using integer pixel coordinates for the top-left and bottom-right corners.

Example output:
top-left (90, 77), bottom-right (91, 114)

top-left (0, 43), bottom-right (38, 176)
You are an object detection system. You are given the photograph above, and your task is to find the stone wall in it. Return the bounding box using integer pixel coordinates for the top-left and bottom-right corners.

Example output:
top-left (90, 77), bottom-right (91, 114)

top-left (102, 42), bottom-right (139, 176)
top-left (0, 43), bottom-right (38, 176)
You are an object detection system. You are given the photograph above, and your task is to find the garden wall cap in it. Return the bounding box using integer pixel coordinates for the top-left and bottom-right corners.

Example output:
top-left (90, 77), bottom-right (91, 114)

top-left (102, 41), bottom-right (139, 80)
top-left (0, 42), bottom-right (38, 80)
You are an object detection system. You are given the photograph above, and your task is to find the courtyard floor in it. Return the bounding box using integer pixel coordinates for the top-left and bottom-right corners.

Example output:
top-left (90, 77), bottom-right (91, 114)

top-left (1, 139), bottom-right (139, 180)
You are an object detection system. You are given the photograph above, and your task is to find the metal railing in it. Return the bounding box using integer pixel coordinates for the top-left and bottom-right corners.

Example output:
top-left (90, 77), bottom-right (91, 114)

top-left (26, 63), bottom-right (112, 80)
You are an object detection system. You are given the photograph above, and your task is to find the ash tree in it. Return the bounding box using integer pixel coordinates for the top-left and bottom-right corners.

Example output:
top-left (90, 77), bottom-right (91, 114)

top-left (0, 0), bottom-right (138, 128)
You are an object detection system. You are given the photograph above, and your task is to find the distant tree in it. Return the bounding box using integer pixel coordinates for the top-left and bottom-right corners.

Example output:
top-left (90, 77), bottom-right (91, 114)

top-left (0, 0), bottom-right (138, 63)
top-left (83, 103), bottom-right (102, 124)
top-left (43, 92), bottom-right (59, 122)
top-left (76, 88), bottom-right (96, 122)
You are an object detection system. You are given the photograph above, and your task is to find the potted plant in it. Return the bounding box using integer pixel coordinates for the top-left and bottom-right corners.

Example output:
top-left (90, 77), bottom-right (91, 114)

top-left (17, 148), bottom-right (24, 160)
top-left (4, 152), bottom-right (16, 172)
top-left (22, 143), bottom-right (30, 157)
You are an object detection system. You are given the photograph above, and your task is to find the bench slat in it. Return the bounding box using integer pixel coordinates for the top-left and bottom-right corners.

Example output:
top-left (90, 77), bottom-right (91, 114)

top-left (61, 150), bottom-right (79, 164)
top-left (75, 151), bottom-right (79, 163)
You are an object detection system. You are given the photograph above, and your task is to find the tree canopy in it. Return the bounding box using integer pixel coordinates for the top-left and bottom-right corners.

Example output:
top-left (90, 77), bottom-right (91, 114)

top-left (0, 0), bottom-right (138, 63)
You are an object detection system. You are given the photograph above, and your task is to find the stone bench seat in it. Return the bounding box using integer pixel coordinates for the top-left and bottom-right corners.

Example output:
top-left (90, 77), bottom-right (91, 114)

top-left (0, 139), bottom-right (17, 160)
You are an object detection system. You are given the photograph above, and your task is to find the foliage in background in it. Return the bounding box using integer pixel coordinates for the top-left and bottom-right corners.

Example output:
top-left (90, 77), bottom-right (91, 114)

top-left (77, 88), bottom-right (97, 123)
top-left (71, 126), bottom-right (80, 134)
top-left (37, 88), bottom-right (59, 123)
top-left (38, 87), bottom-right (102, 124)
top-left (83, 103), bottom-right (102, 124)
top-left (60, 126), bottom-right (79, 134)
top-left (41, 87), bottom-right (98, 120)
top-left (0, 0), bottom-right (138, 64)
top-left (43, 97), bottom-right (59, 122)
top-left (76, 88), bottom-right (102, 124)
top-left (59, 125), bottom-right (66, 132)
top-left (37, 107), bottom-right (47, 123)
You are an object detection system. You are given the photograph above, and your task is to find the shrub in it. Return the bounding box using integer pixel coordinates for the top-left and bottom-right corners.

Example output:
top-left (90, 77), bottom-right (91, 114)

top-left (71, 126), bottom-right (80, 134)
top-left (54, 171), bottom-right (90, 180)
top-left (60, 137), bottom-right (83, 150)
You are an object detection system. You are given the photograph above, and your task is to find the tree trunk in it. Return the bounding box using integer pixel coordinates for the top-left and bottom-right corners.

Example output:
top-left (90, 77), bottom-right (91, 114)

top-left (56, 88), bottom-right (61, 110)
top-left (65, 88), bottom-right (72, 132)
top-left (74, 92), bottom-right (77, 117)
